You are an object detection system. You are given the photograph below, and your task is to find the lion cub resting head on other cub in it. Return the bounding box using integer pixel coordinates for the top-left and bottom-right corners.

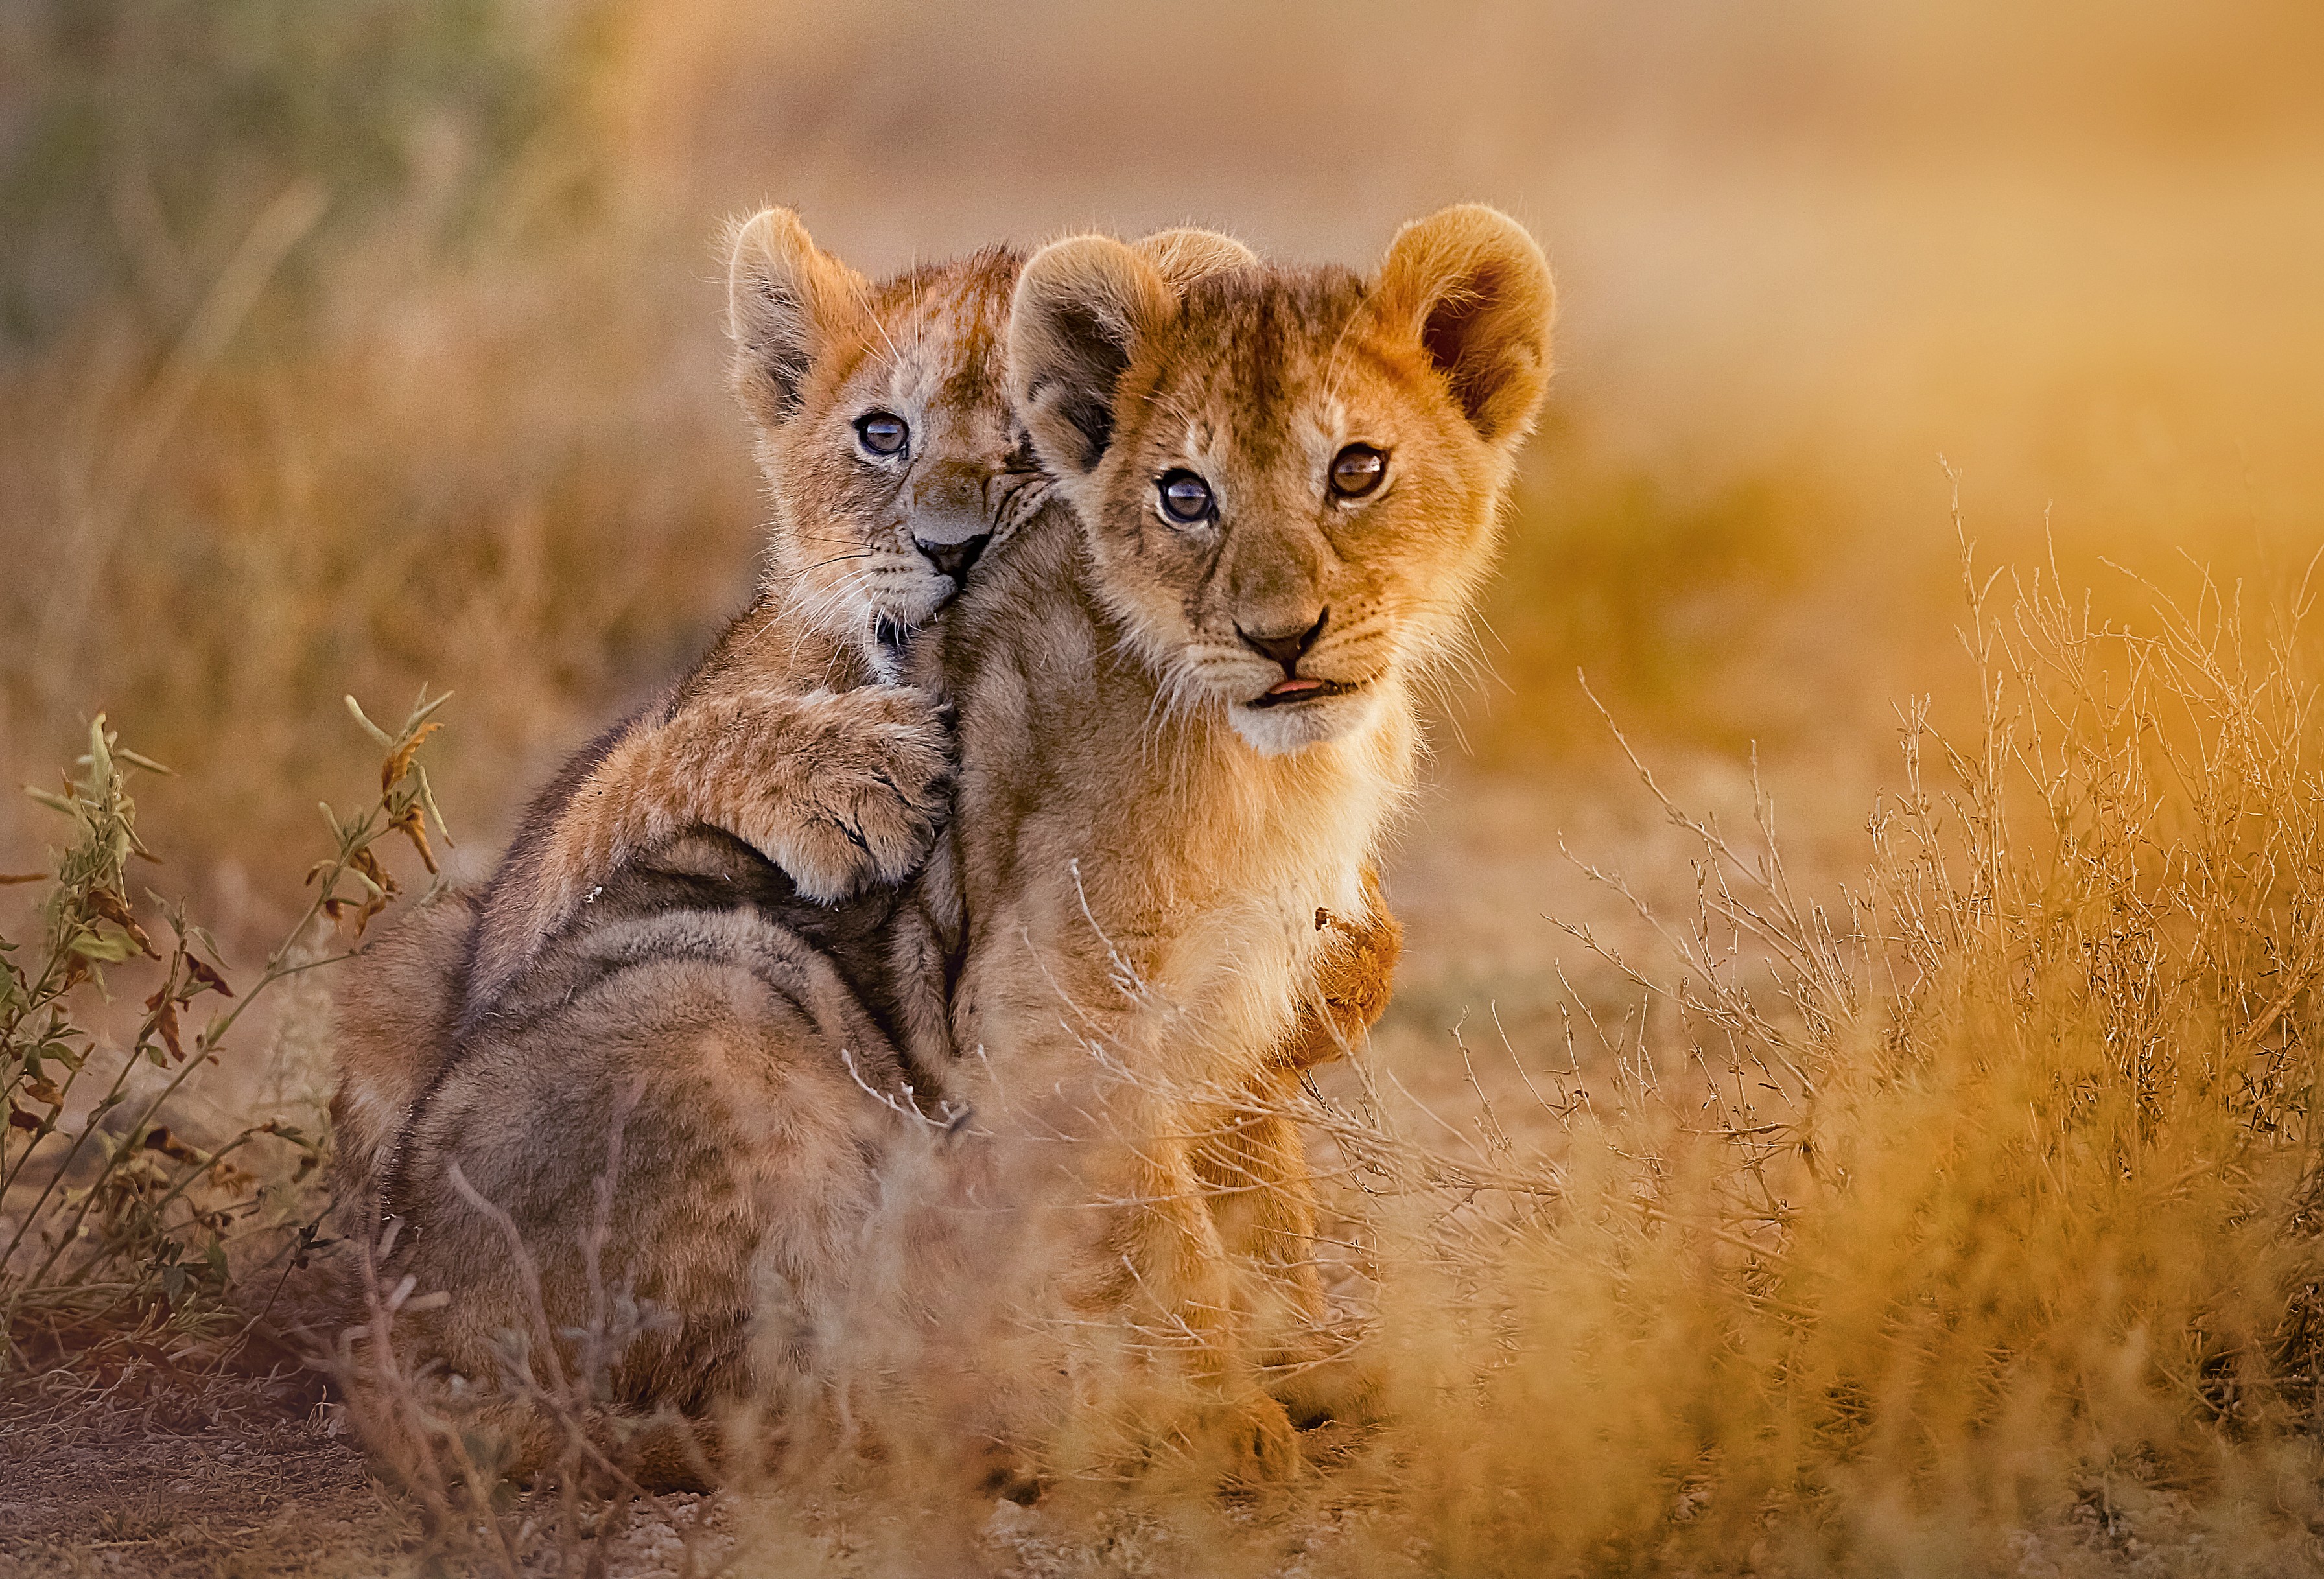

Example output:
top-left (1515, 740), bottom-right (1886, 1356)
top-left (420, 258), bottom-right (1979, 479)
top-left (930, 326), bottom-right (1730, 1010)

top-left (319, 211), bottom-right (1402, 1497)
top-left (328, 214), bottom-right (1048, 1224)
top-left (454, 214), bottom-right (1053, 1022)
top-left (325, 218), bottom-right (1062, 1494)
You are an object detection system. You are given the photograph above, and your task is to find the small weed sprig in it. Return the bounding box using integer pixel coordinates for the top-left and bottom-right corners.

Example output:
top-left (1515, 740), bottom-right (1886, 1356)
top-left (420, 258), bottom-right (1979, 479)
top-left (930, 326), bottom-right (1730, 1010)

top-left (0, 692), bottom-right (451, 1377)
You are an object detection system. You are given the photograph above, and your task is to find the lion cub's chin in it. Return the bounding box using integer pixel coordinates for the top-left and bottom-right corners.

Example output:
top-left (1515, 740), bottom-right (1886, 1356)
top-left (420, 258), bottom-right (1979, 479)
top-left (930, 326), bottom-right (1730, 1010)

top-left (1226, 681), bottom-right (1387, 756)
top-left (851, 568), bottom-right (957, 635)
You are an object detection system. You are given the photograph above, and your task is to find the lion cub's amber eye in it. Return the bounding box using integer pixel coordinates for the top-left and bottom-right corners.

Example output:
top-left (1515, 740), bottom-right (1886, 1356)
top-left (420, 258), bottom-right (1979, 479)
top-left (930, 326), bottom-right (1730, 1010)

top-left (856, 412), bottom-right (910, 458)
top-left (1157, 469), bottom-right (1215, 524)
top-left (1329, 443), bottom-right (1387, 499)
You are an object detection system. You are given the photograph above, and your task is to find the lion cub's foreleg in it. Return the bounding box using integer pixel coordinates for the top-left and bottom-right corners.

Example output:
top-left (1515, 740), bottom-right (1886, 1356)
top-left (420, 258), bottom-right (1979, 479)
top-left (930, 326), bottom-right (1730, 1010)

top-left (1071, 1130), bottom-right (1305, 1487)
top-left (469, 684), bottom-right (950, 1003)
top-left (1199, 863), bottom-right (1403, 1429)
top-left (1067, 870), bottom-right (1403, 1481)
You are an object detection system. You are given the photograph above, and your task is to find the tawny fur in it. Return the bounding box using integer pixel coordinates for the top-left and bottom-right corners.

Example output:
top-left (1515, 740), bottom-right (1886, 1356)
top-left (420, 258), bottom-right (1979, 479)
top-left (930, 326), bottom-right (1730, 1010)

top-left (918, 204), bottom-right (1553, 1481)
top-left (316, 213), bottom-right (1406, 1494)
top-left (321, 220), bottom-right (1043, 1488)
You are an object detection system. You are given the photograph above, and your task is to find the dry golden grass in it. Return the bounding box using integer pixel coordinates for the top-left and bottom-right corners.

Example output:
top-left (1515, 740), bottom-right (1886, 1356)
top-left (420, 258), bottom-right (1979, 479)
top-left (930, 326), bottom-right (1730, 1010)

top-left (279, 544), bottom-right (2324, 1572)
top-left (1286, 532), bottom-right (2324, 1573)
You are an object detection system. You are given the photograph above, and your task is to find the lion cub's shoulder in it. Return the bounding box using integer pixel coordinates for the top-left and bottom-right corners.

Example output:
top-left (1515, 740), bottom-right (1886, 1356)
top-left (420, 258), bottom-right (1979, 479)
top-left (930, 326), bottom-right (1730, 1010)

top-left (460, 602), bottom-right (948, 1017)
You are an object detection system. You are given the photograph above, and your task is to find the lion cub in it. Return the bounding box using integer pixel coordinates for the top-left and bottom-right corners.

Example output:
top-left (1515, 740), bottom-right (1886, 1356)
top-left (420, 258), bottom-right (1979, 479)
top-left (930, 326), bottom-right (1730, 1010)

top-left (936, 204), bottom-right (1553, 1482)
top-left (329, 210), bottom-right (1044, 1202)
top-left (323, 215), bottom-right (1400, 1492)
top-left (457, 210), bottom-right (1033, 1019)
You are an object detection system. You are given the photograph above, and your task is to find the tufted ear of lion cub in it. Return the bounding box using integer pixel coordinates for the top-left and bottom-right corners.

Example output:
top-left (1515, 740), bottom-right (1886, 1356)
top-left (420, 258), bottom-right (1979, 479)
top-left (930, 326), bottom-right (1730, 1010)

top-left (1011, 204), bottom-right (1553, 762)
top-left (1017, 202), bottom-right (1552, 478)
top-left (725, 205), bottom-right (875, 430)
top-left (1365, 204), bottom-right (1558, 447)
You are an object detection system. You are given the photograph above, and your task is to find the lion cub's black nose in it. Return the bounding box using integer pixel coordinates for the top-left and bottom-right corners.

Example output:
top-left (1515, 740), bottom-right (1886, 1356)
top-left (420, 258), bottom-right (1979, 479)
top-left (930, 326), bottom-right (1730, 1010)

top-left (1238, 609), bottom-right (1328, 673)
top-left (916, 532), bottom-right (991, 588)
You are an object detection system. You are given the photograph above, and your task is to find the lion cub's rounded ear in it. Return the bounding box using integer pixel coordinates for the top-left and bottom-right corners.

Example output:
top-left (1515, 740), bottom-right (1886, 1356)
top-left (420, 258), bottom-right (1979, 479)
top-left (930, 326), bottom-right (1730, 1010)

top-left (723, 207), bottom-right (873, 430)
top-left (1008, 235), bottom-right (1176, 478)
top-left (1372, 204), bottom-right (1555, 449)
top-left (1131, 227), bottom-right (1258, 291)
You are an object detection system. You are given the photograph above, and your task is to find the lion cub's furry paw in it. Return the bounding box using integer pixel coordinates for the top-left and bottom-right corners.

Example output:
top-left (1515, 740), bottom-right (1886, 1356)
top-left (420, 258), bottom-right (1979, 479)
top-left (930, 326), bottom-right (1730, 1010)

top-left (1199, 1392), bottom-right (1305, 1490)
top-left (1275, 861), bottom-right (1403, 1070)
top-left (731, 684), bottom-right (953, 902)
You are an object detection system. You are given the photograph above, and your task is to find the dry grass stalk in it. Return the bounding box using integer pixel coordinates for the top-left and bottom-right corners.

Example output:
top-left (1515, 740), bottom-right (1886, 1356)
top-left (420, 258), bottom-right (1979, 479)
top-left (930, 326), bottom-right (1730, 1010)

top-left (326, 1078), bottom-right (729, 1577)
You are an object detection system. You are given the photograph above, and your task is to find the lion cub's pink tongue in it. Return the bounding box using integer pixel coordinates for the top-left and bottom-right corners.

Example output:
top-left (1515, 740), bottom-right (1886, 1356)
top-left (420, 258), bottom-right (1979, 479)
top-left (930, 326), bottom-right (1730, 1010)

top-left (1265, 677), bottom-right (1324, 700)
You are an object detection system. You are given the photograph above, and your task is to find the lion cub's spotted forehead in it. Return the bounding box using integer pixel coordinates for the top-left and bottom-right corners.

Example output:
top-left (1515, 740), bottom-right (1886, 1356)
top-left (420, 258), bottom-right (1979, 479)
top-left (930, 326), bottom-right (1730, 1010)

top-left (843, 247), bottom-right (1021, 436)
top-left (1132, 266), bottom-right (1422, 463)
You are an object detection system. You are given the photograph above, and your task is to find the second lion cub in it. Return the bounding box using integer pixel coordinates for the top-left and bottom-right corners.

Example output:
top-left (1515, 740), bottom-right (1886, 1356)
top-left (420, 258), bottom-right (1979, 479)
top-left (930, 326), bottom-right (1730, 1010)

top-left (459, 209), bottom-right (1026, 1019)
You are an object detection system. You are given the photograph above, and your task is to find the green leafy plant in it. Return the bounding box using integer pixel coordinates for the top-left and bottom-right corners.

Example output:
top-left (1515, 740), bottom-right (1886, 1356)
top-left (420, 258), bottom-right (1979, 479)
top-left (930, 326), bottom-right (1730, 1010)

top-left (1, 692), bottom-right (449, 1376)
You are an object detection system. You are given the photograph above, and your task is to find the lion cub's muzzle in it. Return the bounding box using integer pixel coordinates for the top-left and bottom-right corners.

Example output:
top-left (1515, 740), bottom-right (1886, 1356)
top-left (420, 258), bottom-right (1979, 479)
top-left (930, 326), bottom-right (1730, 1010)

top-left (915, 530), bottom-right (990, 591)
top-left (908, 502), bottom-right (995, 598)
top-left (1235, 607), bottom-right (1361, 709)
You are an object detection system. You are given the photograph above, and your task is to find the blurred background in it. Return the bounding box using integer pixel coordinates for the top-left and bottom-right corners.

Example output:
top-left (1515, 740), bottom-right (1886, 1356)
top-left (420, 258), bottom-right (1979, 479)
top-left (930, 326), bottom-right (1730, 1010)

top-left (3, 0), bottom-right (2321, 1051)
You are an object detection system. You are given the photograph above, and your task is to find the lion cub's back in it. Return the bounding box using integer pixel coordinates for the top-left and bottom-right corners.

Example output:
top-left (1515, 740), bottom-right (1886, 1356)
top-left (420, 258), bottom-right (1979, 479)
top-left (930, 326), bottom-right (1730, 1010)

top-left (328, 885), bottom-right (479, 1210)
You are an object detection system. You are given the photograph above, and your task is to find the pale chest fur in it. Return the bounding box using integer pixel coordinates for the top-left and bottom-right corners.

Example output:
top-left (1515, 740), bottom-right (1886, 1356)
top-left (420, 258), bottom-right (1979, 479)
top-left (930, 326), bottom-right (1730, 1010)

top-left (941, 528), bottom-right (1413, 1093)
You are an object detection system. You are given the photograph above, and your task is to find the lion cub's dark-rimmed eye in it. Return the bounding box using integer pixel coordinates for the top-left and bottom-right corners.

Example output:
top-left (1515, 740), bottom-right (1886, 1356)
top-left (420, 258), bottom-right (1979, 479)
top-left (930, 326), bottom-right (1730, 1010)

top-left (1157, 469), bottom-right (1215, 524)
top-left (856, 412), bottom-right (910, 458)
top-left (1329, 443), bottom-right (1387, 499)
